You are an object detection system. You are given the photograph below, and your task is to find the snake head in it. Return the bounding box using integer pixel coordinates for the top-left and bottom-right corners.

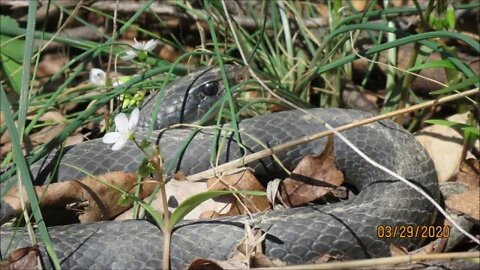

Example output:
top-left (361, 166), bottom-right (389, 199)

top-left (138, 65), bottom-right (248, 129)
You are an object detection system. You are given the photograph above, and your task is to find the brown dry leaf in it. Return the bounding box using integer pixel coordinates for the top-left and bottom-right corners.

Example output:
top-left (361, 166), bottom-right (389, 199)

top-left (445, 189), bottom-right (480, 221)
top-left (0, 245), bottom-right (39, 270)
top-left (65, 134), bottom-right (84, 146)
top-left (187, 258), bottom-right (243, 270)
top-left (414, 238), bottom-right (448, 255)
top-left (280, 135), bottom-right (344, 207)
top-left (37, 111), bottom-right (67, 124)
top-left (416, 113), bottom-right (477, 182)
top-left (172, 171), bottom-right (188, 181)
top-left (391, 238), bottom-right (447, 259)
top-left (3, 172), bottom-right (157, 224)
top-left (223, 226), bottom-right (285, 269)
top-left (207, 169), bottom-right (270, 216)
top-left (314, 253), bottom-right (352, 263)
top-left (37, 54), bottom-right (68, 78)
top-left (444, 158), bottom-right (480, 221)
top-left (351, 0), bottom-right (370, 12)
top-left (390, 243), bottom-right (409, 256)
top-left (456, 158), bottom-right (480, 190)
top-left (29, 125), bottom-right (66, 145)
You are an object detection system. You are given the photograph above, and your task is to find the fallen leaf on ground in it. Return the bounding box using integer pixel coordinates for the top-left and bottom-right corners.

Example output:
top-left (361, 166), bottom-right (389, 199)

top-left (115, 178), bottom-right (231, 221)
top-left (37, 54), bottom-right (68, 79)
top-left (390, 240), bottom-right (446, 258)
top-left (456, 158), bottom-right (480, 190)
top-left (445, 158), bottom-right (480, 222)
top-left (228, 224), bottom-right (285, 268)
top-left (279, 135), bottom-right (344, 207)
top-left (415, 113), bottom-right (477, 182)
top-left (207, 168), bottom-right (270, 216)
top-left (390, 244), bottom-right (410, 256)
top-left (314, 253), bottom-right (353, 263)
top-left (187, 258), bottom-right (245, 270)
top-left (0, 245), bottom-right (39, 270)
top-left (445, 189), bottom-right (480, 222)
top-left (3, 172), bottom-right (157, 225)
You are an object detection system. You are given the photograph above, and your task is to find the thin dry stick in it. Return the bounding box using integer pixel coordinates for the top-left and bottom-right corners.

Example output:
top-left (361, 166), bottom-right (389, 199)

top-left (187, 88), bottom-right (478, 181)
top-left (106, 0), bottom-right (119, 115)
top-left (220, 0), bottom-right (480, 245)
top-left (253, 251), bottom-right (480, 270)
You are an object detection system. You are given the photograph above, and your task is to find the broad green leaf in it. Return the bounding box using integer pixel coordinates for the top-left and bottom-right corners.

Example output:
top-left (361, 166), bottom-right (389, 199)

top-left (0, 34), bottom-right (25, 63)
top-left (168, 190), bottom-right (266, 229)
top-left (408, 59), bottom-right (455, 72)
top-left (0, 33), bottom-right (25, 93)
top-left (0, 52), bottom-right (22, 93)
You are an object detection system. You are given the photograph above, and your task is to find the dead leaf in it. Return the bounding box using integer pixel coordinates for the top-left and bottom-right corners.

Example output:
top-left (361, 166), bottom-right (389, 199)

top-left (172, 171), bottom-right (188, 181)
top-left (445, 189), bottom-right (480, 221)
top-left (416, 113), bottom-right (477, 182)
top-left (391, 238), bottom-right (447, 259)
top-left (65, 134), bottom-right (84, 146)
top-left (219, 224), bottom-right (286, 269)
top-left (29, 125), bottom-right (66, 145)
top-left (280, 135), bottom-right (344, 207)
top-left (456, 158), bottom-right (480, 190)
top-left (207, 169), bottom-right (270, 216)
top-left (37, 54), bottom-right (68, 78)
top-left (390, 243), bottom-right (409, 256)
top-left (0, 245), bottom-right (39, 270)
top-left (38, 111), bottom-right (67, 124)
top-left (351, 0), bottom-right (370, 12)
top-left (187, 258), bottom-right (244, 270)
top-left (314, 253), bottom-right (352, 263)
top-left (2, 172), bottom-right (158, 225)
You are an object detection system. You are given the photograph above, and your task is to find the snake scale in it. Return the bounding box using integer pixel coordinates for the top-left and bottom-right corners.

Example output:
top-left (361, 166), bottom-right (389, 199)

top-left (0, 66), bottom-right (440, 269)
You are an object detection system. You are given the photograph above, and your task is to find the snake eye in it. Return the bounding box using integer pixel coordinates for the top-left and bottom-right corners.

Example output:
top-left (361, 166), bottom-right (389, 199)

top-left (199, 81), bottom-right (219, 96)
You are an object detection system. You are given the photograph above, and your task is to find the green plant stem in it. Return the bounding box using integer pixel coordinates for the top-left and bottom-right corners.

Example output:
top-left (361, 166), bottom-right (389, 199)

top-left (396, 0), bottom-right (436, 124)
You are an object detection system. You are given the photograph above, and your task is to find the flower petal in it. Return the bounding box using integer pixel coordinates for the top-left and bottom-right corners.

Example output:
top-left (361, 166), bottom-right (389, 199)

top-left (111, 135), bottom-right (129, 151)
top-left (102, 132), bottom-right (121, 144)
top-left (90, 68), bottom-right (106, 85)
top-left (120, 51), bottom-right (137, 61)
top-left (128, 108), bottom-right (140, 131)
top-left (144, 40), bottom-right (159, 51)
top-left (115, 113), bottom-right (129, 133)
top-left (132, 39), bottom-right (144, 50)
top-left (112, 79), bottom-right (123, 87)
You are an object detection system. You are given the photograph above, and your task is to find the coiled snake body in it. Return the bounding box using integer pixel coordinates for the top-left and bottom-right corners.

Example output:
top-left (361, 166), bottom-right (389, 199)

top-left (0, 66), bottom-right (439, 269)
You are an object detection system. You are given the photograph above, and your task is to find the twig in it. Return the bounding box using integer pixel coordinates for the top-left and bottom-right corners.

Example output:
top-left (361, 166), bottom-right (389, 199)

top-left (253, 251), bottom-right (480, 270)
top-left (187, 88), bottom-right (479, 181)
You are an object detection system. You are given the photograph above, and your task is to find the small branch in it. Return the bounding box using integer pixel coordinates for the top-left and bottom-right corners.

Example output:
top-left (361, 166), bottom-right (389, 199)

top-left (253, 251), bottom-right (480, 270)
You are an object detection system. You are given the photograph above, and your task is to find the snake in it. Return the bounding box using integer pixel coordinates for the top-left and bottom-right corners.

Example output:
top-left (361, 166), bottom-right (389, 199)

top-left (0, 65), bottom-right (440, 269)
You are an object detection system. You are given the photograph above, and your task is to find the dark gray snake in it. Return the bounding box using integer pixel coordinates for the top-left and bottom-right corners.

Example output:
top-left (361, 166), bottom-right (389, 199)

top-left (0, 66), bottom-right (440, 269)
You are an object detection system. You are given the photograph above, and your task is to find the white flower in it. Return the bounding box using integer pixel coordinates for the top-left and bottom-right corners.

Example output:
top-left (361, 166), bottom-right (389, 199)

top-left (121, 39), bottom-right (159, 61)
top-left (90, 68), bottom-right (107, 86)
top-left (102, 108), bottom-right (139, 151)
top-left (89, 68), bottom-right (126, 87)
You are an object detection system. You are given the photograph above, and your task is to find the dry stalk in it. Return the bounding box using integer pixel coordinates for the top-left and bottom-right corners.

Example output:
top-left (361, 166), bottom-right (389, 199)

top-left (187, 88), bottom-right (479, 181)
top-left (252, 251), bottom-right (480, 270)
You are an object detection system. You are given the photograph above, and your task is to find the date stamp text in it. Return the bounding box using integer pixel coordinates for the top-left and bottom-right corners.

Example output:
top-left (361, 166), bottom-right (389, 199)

top-left (377, 225), bottom-right (450, 239)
